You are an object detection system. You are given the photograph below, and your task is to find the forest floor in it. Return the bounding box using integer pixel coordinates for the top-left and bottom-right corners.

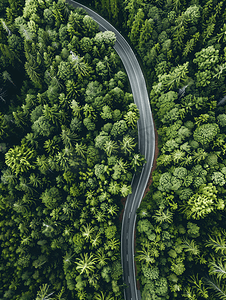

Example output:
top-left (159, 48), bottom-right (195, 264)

top-left (119, 113), bottom-right (159, 290)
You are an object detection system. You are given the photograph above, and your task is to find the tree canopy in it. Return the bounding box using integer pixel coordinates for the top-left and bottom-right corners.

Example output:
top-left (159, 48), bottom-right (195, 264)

top-left (0, 0), bottom-right (142, 299)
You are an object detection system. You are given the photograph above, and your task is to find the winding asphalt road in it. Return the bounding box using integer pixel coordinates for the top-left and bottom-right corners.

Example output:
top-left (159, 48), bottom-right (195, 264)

top-left (65, 1), bottom-right (155, 299)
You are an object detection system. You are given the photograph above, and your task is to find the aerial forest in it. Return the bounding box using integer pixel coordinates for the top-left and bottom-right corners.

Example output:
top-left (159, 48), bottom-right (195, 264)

top-left (1, 0), bottom-right (226, 300)
top-left (0, 0), bottom-right (144, 299)
top-left (88, 0), bottom-right (226, 299)
top-left (117, 0), bottom-right (226, 299)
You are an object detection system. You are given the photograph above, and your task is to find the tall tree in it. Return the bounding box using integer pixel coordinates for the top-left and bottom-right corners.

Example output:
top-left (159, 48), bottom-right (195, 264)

top-left (75, 253), bottom-right (97, 276)
top-left (129, 8), bottom-right (144, 46)
top-left (5, 145), bottom-right (36, 175)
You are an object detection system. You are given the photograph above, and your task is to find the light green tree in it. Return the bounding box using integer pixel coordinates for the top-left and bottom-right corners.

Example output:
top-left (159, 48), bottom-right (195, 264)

top-left (104, 140), bottom-right (118, 156)
top-left (70, 100), bottom-right (82, 119)
top-left (108, 180), bottom-right (120, 195)
top-left (193, 46), bottom-right (219, 87)
top-left (57, 61), bottom-right (73, 81)
top-left (129, 8), bottom-right (144, 45)
top-left (124, 110), bottom-right (139, 129)
top-left (212, 172), bottom-right (226, 186)
top-left (131, 154), bottom-right (146, 172)
top-left (120, 135), bottom-right (136, 155)
top-left (70, 53), bottom-right (90, 78)
top-left (83, 103), bottom-right (96, 119)
top-left (94, 291), bottom-right (114, 300)
top-left (43, 104), bottom-right (59, 125)
top-left (80, 36), bottom-right (93, 53)
top-left (153, 62), bottom-right (189, 94)
top-left (44, 138), bottom-right (59, 155)
top-left (101, 105), bottom-right (112, 120)
top-left (81, 224), bottom-right (94, 241)
top-left (183, 32), bottom-right (200, 57)
top-left (193, 123), bottom-right (219, 145)
top-left (136, 246), bottom-right (154, 266)
top-left (32, 116), bottom-right (54, 137)
top-left (95, 210), bottom-right (106, 223)
top-left (55, 151), bottom-right (70, 171)
top-left (105, 225), bottom-right (117, 240)
top-left (182, 184), bottom-right (224, 219)
top-left (83, 15), bottom-right (98, 34)
top-left (5, 145), bottom-right (36, 175)
top-left (216, 23), bottom-right (226, 43)
top-left (90, 232), bottom-right (102, 248)
top-left (111, 120), bottom-right (128, 137)
top-left (139, 19), bottom-right (153, 51)
top-left (108, 204), bottom-right (119, 216)
top-left (95, 131), bottom-right (110, 150)
top-left (96, 248), bottom-right (109, 267)
top-left (83, 117), bottom-right (96, 131)
top-left (61, 127), bottom-right (77, 148)
top-left (41, 187), bottom-right (62, 210)
top-left (35, 284), bottom-right (54, 300)
top-left (106, 238), bottom-right (120, 251)
top-left (120, 184), bottom-right (132, 197)
top-left (75, 253), bottom-right (97, 276)
top-left (75, 142), bottom-right (87, 159)
top-left (192, 148), bottom-right (208, 163)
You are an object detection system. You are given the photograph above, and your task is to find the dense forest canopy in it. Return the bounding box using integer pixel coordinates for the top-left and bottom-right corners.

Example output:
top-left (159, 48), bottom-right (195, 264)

top-left (2, 0), bottom-right (226, 300)
top-left (84, 0), bottom-right (226, 299)
top-left (0, 0), bottom-right (144, 299)
top-left (114, 0), bottom-right (226, 299)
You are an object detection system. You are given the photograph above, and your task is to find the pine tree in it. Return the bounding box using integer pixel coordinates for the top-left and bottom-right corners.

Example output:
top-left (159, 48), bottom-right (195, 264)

top-left (25, 61), bottom-right (42, 88)
top-left (129, 8), bottom-right (144, 46)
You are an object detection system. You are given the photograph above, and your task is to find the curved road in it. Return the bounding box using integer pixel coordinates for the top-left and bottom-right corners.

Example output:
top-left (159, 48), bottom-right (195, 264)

top-left (65, 1), bottom-right (155, 299)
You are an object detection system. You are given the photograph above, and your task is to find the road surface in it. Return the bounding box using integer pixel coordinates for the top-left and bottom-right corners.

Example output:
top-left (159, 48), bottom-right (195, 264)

top-left (65, 1), bottom-right (155, 299)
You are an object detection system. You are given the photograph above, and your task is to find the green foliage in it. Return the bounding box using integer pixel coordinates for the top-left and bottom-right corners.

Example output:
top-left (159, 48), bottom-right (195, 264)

top-left (35, 284), bottom-right (54, 300)
top-left (153, 62), bottom-right (189, 94)
top-left (184, 5), bottom-right (200, 25)
top-left (209, 259), bottom-right (226, 281)
top-left (142, 265), bottom-right (159, 280)
top-left (190, 274), bottom-right (209, 299)
top-left (205, 278), bottom-right (226, 300)
top-left (217, 114), bottom-right (226, 127)
top-left (75, 253), bottom-right (97, 276)
top-left (105, 225), bottom-right (117, 239)
top-left (153, 208), bottom-right (173, 224)
top-left (182, 239), bottom-right (200, 256)
top-left (40, 187), bottom-right (62, 210)
top-left (171, 259), bottom-right (185, 276)
top-left (32, 116), bottom-right (55, 137)
top-left (5, 145), bottom-right (36, 175)
top-left (182, 183), bottom-right (223, 219)
top-left (155, 91), bottom-right (178, 119)
top-left (129, 8), bottom-right (144, 45)
top-left (206, 232), bottom-right (226, 255)
top-left (110, 120), bottom-right (128, 137)
top-left (212, 172), bottom-right (226, 186)
top-left (0, 1), bottom-right (142, 299)
top-left (187, 222), bottom-right (200, 238)
top-left (193, 123), bottom-right (219, 145)
top-left (4, 0), bottom-right (226, 299)
top-left (193, 46), bottom-right (219, 70)
top-left (132, 0), bottom-right (226, 299)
